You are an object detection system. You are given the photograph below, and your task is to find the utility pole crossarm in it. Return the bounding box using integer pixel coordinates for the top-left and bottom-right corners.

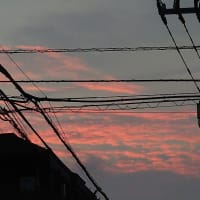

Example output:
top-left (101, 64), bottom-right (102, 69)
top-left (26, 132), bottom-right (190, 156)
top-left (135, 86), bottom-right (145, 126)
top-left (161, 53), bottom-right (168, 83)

top-left (157, 0), bottom-right (200, 22)
top-left (164, 7), bottom-right (200, 15)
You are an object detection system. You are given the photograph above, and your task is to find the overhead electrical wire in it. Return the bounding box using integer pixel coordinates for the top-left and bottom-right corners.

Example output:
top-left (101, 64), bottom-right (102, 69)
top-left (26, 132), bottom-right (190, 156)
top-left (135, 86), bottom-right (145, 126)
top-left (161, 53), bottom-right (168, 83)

top-left (2, 108), bottom-right (198, 114)
top-left (0, 45), bottom-right (47, 97)
top-left (2, 78), bottom-right (200, 83)
top-left (0, 45), bottom-right (200, 54)
top-left (182, 23), bottom-right (200, 59)
top-left (0, 44), bottom-right (66, 143)
top-left (43, 98), bottom-right (199, 111)
top-left (5, 93), bottom-right (200, 103)
top-left (156, 0), bottom-right (200, 93)
top-left (0, 21), bottom-right (109, 196)
top-left (2, 92), bottom-right (200, 100)
top-left (2, 47), bottom-right (69, 151)
top-left (0, 43), bottom-right (79, 155)
top-left (36, 100), bottom-right (109, 200)
top-left (165, 26), bottom-right (200, 92)
top-left (0, 90), bottom-right (35, 142)
top-left (0, 43), bottom-right (77, 170)
top-left (2, 94), bottom-right (199, 114)
top-left (1, 2), bottom-right (199, 196)
top-left (0, 106), bottom-right (24, 138)
top-left (1, 1), bottom-right (200, 198)
top-left (1, 92), bottom-right (200, 104)
top-left (46, 101), bottom-right (71, 146)
top-left (0, 64), bottom-right (109, 200)
top-left (174, 0), bottom-right (200, 59)
top-left (0, 89), bottom-right (87, 200)
top-left (1, 107), bottom-right (30, 141)
top-left (0, 92), bottom-right (31, 141)
top-left (25, 99), bottom-right (200, 112)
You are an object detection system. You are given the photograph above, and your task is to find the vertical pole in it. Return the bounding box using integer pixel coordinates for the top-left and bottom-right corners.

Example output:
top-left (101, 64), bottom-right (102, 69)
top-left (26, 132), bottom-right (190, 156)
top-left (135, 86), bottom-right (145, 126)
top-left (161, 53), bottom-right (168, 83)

top-left (197, 102), bottom-right (200, 127)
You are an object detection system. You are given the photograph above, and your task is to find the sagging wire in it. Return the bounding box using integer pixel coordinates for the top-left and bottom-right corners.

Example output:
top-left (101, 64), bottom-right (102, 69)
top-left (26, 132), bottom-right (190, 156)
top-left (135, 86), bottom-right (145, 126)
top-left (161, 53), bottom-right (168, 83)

top-left (46, 101), bottom-right (72, 148)
top-left (2, 91), bottom-right (200, 106)
top-left (0, 45), bottom-right (47, 97)
top-left (0, 64), bottom-right (109, 200)
top-left (0, 88), bottom-right (79, 183)
top-left (0, 89), bottom-right (94, 200)
top-left (1, 107), bottom-right (30, 141)
top-left (7, 96), bottom-right (200, 113)
top-left (0, 91), bottom-right (30, 141)
top-left (0, 91), bottom-right (31, 141)
top-left (0, 45), bottom-right (63, 133)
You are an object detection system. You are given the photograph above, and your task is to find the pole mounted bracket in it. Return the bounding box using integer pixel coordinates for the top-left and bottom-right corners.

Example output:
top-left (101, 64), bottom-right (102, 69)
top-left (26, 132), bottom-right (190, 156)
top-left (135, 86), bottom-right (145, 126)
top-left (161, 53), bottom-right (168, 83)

top-left (157, 0), bottom-right (168, 25)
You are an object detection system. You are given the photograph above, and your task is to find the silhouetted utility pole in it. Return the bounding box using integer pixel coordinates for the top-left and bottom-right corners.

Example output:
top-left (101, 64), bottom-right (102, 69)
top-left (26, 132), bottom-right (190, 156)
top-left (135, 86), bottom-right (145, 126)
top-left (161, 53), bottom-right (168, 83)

top-left (197, 102), bottom-right (200, 127)
top-left (157, 1), bottom-right (200, 127)
top-left (157, 0), bottom-right (200, 22)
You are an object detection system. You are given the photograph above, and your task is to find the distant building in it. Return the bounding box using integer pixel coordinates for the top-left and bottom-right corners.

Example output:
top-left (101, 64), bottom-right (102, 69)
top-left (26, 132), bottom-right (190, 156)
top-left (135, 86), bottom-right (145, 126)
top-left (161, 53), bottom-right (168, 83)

top-left (0, 133), bottom-right (98, 200)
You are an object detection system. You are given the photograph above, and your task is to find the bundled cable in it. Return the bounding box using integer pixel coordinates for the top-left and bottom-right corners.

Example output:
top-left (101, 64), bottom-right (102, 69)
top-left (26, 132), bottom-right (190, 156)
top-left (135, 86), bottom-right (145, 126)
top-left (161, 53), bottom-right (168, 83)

top-left (0, 63), bottom-right (109, 200)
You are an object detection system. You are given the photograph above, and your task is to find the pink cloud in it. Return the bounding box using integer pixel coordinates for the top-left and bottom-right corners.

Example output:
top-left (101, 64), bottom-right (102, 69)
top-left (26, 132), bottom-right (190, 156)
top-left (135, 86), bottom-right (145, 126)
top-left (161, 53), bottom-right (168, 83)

top-left (16, 45), bottom-right (48, 50)
top-left (1, 110), bottom-right (200, 178)
top-left (46, 52), bottom-right (93, 72)
top-left (21, 84), bottom-right (61, 93)
top-left (0, 45), bottom-right (144, 95)
top-left (76, 82), bottom-right (142, 94)
top-left (1, 45), bottom-right (200, 178)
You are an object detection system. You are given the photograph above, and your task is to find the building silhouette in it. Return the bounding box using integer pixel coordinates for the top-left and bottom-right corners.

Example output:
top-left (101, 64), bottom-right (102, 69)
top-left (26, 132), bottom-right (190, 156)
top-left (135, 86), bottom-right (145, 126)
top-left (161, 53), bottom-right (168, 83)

top-left (0, 133), bottom-right (98, 200)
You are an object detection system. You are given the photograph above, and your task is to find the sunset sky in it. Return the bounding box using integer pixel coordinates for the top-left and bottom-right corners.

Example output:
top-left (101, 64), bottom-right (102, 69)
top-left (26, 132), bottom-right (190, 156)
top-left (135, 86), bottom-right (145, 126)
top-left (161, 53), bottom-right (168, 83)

top-left (1, 0), bottom-right (200, 200)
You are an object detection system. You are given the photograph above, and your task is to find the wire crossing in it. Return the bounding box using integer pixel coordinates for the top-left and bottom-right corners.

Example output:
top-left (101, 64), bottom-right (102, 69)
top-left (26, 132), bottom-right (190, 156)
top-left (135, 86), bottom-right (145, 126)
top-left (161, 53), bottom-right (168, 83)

top-left (0, 64), bottom-right (110, 200)
top-left (173, 0), bottom-right (200, 59)
top-left (157, 0), bottom-right (200, 93)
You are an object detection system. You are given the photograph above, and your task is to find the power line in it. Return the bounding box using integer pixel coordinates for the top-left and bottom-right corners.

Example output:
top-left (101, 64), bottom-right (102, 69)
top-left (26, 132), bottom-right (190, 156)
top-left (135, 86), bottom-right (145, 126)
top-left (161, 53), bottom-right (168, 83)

top-left (0, 106), bottom-right (30, 141)
top-left (2, 79), bottom-right (200, 83)
top-left (12, 93), bottom-right (200, 103)
top-left (0, 63), bottom-right (109, 200)
top-left (0, 90), bottom-right (86, 197)
top-left (3, 95), bottom-right (199, 113)
top-left (2, 107), bottom-right (197, 114)
top-left (11, 44), bottom-right (75, 159)
top-left (0, 46), bottom-right (200, 54)
top-left (182, 23), bottom-right (200, 59)
top-left (4, 99), bottom-right (197, 114)
top-left (2, 91), bottom-right (200, 104)
top-left (0, 46), bottom-right (47, 97)
top-left (156, 0), bottom-right (200, 93)
top-left (166, 25), bottom-right (200, 92)
top-left (173, 0), bottom-right (200, 59)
